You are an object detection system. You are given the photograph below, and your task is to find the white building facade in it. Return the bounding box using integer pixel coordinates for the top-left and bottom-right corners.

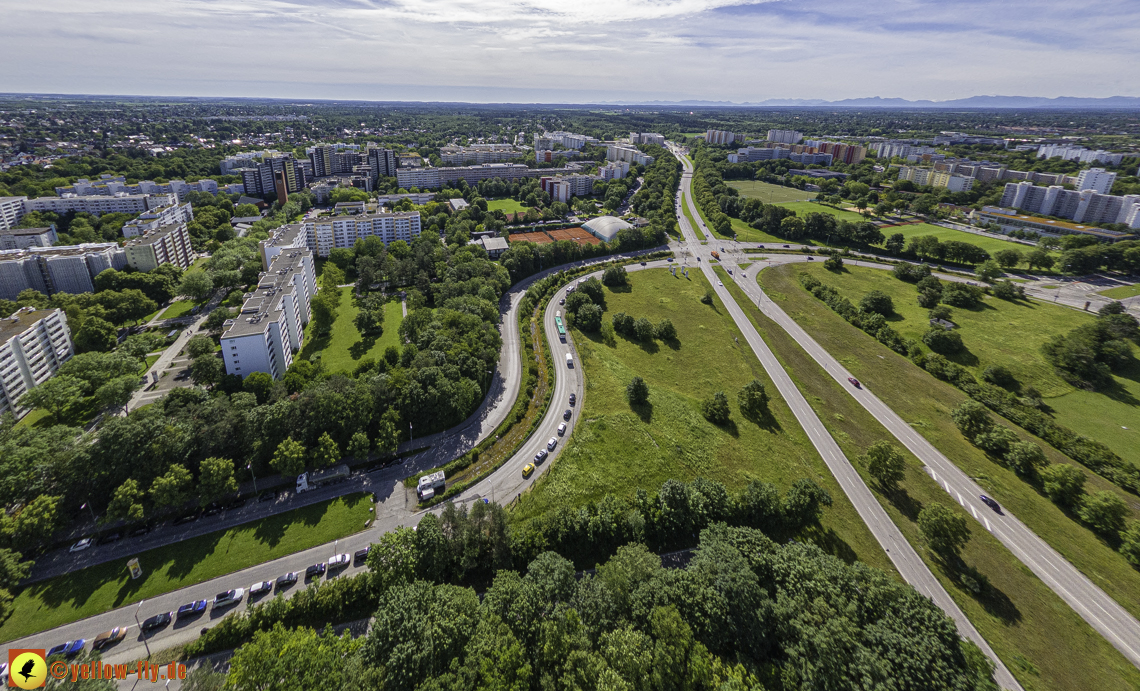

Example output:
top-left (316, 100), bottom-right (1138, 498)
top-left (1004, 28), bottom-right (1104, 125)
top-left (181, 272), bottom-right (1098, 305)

top-left (0, 307), bottom-right (74, 419)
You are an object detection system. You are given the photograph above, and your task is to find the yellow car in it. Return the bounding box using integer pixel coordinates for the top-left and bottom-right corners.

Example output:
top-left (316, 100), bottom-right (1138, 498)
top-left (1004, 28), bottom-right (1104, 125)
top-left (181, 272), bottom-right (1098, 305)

top-left (522, 463), bottom-right (535, 478)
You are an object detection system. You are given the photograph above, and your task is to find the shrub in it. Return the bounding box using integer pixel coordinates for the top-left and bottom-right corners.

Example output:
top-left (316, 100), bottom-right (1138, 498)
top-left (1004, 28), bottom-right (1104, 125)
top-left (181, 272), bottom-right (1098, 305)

top-left (941, 282), bottom-right (984, 308)
top-left (701, 391), bottom-right (731, 424)
top-left (859, 290), bottom-right (894, 316)
top-left (928, 305), bottom-right (952, 321)
top-left (626, 376), bottom-right (649, 405)
top-left (655, 318), bottom-right (677, 341)
top-left (737, 380), bottom-right (769, 419)
top-left (602, 264), bottom-right (629, 287)
top-left (922, 327), bottom-right (964, 354)
top-left (991, 280), bottom-right (1025, 301)
top-left (893, 263), bottom-right (931, 282)
top-left (823, 255), bottom-right (844, 272)
top-left (1078, 491), bottom-right (1128, 538)
top-left (1041, 464), bottom-right (1086, 508)
top-left (612, 312), bottom-right (635, 336)
top-left (633, 317), bottom-right (655, 342)
top-left (981, 365), bottom-right (1016, 387)
top-left (1120, 522), bottom-right (1140, 568)
top-left (576, 303), bottom-right (603, 331)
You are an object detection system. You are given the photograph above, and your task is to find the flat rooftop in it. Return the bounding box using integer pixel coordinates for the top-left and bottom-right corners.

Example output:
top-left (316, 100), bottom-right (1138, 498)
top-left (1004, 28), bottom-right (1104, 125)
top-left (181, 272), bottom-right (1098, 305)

top-left (221, 249), bottom-right (310, 339)
top-left (0, 308), bottom-right (56, 343)
top-left (0, 226), bottom-right (53, 236)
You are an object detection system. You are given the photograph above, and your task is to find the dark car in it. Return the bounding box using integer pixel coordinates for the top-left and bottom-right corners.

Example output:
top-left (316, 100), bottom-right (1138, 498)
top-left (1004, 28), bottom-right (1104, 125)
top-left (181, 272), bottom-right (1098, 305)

top-left (173, 512), bottom-right (199, 526)
top-left (47, 640), bottom-right (86, 657)
top-left (980, 495), bottom-right (1003, 514)
top-left (847, 377), bottom-right (861, 388)
top-left (177, 600), bottom-right (208, 618)
top-left (305, 563), bottom-right (326, 579)
top-left (96, 532), bottom-right (121, 546)
top-left (354, 548), bottom-right (370, 564)
top-left (141, 612), bottom-right (173, 632)
top-left (276, 572), bottom-right (299, 589)
top-left (258, 491), bottom-right (276, 503)
top-left (203, 504), bottom-right (222, 517)
top-left (563, 409), bottom-right (572, 421)
top-left (224, 497), bottom-right (247, 511)
top-left (569, 393), bottom-right (576, 406)
top-left (127, 525), bottom-right (150, 538)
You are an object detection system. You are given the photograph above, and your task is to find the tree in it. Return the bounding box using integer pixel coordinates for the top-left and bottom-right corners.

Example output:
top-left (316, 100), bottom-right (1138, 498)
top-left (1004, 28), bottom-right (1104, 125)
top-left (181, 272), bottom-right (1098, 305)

top-left (1025, 249), bottom-right (1056, 271)
top-left (577, 303), bottom-right (603, 331)
top-left (192, 355), bottom-right (225, 387)
top-left (627, 376), bottom-right (649, 405)
top-left (8, 494), bottom-right (61, 552)
top-left (1078, 491), bottom-right (1128, 537)
top-left (918, 502), bottom-right (971, 558)
top-left (271, 438), bottom-right (307, 477)
top-left (823, 254), bottom-right (843, 272)
top-left (654, 318), bottom-right (676, 341)
top-left (991, 280), bottom-right (1025, 301)
top-left (74, 316), bottom-right (118, 352)
top-left (199, 457), bottom-right (238, 506)
top-left (1005, 441), bottom-right (1047, 477)
top-left (994, 249), bottom-right (1022, 269)
top-left (226, 623), bottom-right (361, 691)
top-left (19, 375), bottom-right (85, 421)
top-left (107, 479), bottom-right (145, 522)
top-left (103, 289), bottom-right (158, 324)
top-left (376, 409), bottom-right (400, 455)
top-left (923, 327), bottom-right (964, 354)
top-left (311, 290), bottom-right (341, 335)
top-left (95, 375), bottom-right (140, 413)
top-left (859, 290), bottom-right (894, 316)
top-left (178, 270), bottom-right (214, 301)
top-left (975, 260), bottom-right (1002, 283)
top-left (783, 478), bottom-right (832, 528)
top-left (1120, 522), bottom-right (1140, 569)
top-left (348, 431), bottom-right (370, 460)
top-left (885, 233), bottom-right (905, 254)
top-left (1041, 464), bottom-right (1086, 508)
top-left (602, 264), bottom-right (629, 287)
top-left (313, 432), bottom-right (340, 467)
top-left (736, 379), bottom-right (769, 420)
top-left (865, 441), bottom-right (907, 491)
top-left (701, 391), bottom-right (731, 424)
top-left (633, 317), bottom-right (655, 341)
top-left (186, 334), bottom-right (215, 359)
top-left (243, 371), bottom-right (274, 405)
top-left (612, 312), bottom-right (634, 336)
top-left (203, 307), bottom-right (233, 333)
top-left (149, 464), bottom-right (192, 509)
top-left (981, 365), bottom-right (1016, 387)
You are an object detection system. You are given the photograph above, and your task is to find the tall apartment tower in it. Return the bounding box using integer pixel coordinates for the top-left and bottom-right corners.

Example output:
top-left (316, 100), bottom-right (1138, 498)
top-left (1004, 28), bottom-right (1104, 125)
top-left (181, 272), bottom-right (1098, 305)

top-left (1074, 168), bottom-right (1117, 195)
top-left (0, 307), bottom-right (74, 419)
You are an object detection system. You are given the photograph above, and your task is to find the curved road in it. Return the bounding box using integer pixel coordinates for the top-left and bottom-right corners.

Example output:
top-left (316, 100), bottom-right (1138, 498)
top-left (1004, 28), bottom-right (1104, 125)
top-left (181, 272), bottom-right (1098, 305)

top-left (669, 146), bottom-right (1024, 691)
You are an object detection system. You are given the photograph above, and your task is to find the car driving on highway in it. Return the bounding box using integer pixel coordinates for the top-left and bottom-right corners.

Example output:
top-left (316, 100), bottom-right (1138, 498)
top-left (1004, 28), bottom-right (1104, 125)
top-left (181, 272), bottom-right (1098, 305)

top-left (980, 495), bottom-right (1003, 514)
top-left (522, 463), bottom-right (535, 478)
top-left (848, 377), bottom-right (861, 388)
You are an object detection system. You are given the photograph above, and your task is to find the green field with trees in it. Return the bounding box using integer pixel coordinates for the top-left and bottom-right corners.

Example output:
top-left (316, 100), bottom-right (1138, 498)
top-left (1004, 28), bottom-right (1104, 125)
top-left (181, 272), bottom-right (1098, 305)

top-left (719, 268), bottom-right (1140, 691)
top-left (0, 493), bottom-right (374, 641)
top-left (728, 180), bottom-right (816, 203)
top-left (486, 198), bottom-right (528, 215)
top-left (518, 268), bottom-right (894, 573)
top-left (299, 287), bottom-right (405, 374)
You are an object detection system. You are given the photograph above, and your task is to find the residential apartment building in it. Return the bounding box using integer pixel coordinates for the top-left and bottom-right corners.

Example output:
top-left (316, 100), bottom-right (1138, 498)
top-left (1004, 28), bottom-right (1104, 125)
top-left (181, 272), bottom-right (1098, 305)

top-left (123, 223), bottom-right (194, 272)
top-left (301, 212), bottom-right (422, 257)
top-left (0, 226), bottom-right (57, 250)
top-left (999, 181), bottom-right (1140, 229)
top-left (897, 166), bottom-right (975, 192)
top-left (540, 175), bottom-right (595, 203)
top-left (396, 163), bottom-right (586, 190)
top-left (220, 151), bottom-right (279, 175)
top-left (606, 146), bottom-right (654, 166)
top-left (1037, 145), bottom-right (1125, 166)
top-left (629, 133), bottom-right (665, 146)
top-left (705, 130), bottom-right (741, 145)
top-left (0, 307), bottom-right (74, 419)
top-left (535, 150), bottom-right (573, 164)
top-left (728, 147), bottom-right (833, 166)
top-left (1074, 168), bottom-right (1117, 195)
top-left (535, 131), bottom-right (595, 150)
top-left (55, 176), bottom-right (218, 199)
top-left (23, 193), bottom-right (177, 218)
top-left (597, 161), bottom-right (630, 181)
top-left (220, 248), bottom-right (317, 380)
top-left (0, 197), bottom-right (26, 231)
top-left (767, 130), bottom-right (804, 145)
top-left (0, 243), bottom-right (127, 299)
top-left (121, 201), bottom-right (195, 238)
top-left (972, 207), bottom-right (1132, 241)
top-left (235, 154), bottom-right (307, 197)
top-left (368, 147), bottom-right (398, 181)
top-left (440, 145), bottom-right (524, 165)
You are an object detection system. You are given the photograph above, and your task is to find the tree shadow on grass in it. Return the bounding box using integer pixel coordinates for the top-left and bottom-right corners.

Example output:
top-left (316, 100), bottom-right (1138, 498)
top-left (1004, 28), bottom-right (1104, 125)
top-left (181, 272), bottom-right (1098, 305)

top-left (606, 284), bottom-right (633, 295)
top-left (631, 400), bottom-right (653, 424)
top-left (935, 556), bottom-right (1022, 626)
top-left (637, 339), bottom-right (660, 355)
top-left (741, 408), bottom-right (783, 434)
top-left (299, 333), bottom-right (331, 361)
top-left (800, 525), bottom-right (859, 565)
top-left (662, 336), bottom-right (681, 351)
top-left (349, 333), bottom-right (379, 361)
top-left (947, 347), bottom-right (980, 368)
top-left (884, 486), bottom-right (923, 522)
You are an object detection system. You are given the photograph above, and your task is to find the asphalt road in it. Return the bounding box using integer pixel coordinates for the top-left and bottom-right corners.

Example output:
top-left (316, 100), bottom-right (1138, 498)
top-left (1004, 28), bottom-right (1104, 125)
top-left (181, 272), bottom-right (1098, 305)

top-left (668, 146), bottom-right (1025, 691)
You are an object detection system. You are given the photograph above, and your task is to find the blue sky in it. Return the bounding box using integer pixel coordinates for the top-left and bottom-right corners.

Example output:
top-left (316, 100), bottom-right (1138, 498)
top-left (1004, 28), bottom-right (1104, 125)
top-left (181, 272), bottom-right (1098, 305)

top-left (1, 0), bottom-right (1137, 102)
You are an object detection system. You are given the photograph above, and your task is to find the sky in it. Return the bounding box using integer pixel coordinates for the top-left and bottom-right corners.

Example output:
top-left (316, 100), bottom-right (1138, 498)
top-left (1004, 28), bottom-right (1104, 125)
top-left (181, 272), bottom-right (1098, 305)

top-left (1, 0), bottom-right (1139, 103)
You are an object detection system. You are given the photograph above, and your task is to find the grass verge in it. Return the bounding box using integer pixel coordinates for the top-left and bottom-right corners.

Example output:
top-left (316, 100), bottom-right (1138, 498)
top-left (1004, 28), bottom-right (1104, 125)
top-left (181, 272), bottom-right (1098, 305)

top-left (299, 288), bottom-right (404, 373)
top-left (719, 267), bottom-right (1140, 691)
top-left (728, 180), bottom-right (816, 204)
top-left (159, 300), bottom-right (199, 320)
top-left (0, 493), bottom-right (375, 642)
top-left (517, 268), bottom-right (895, 574)
top-left (1100, 284), bottom-right (1140, 300)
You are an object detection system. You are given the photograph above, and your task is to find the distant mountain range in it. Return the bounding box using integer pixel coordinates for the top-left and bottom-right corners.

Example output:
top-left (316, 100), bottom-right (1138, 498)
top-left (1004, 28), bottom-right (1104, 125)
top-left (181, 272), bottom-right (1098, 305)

top-left (626, 96), bottom-right (1140, 109)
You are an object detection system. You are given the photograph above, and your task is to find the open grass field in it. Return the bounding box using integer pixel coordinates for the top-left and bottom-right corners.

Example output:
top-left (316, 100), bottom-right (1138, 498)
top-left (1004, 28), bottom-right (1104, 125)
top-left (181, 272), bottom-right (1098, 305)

top-left (685, 188), bottom-right (784, 244)
top-left (487, 198), bottom-right (528, 214)
top-left (0, 493), bottom-right (375, 642)
top-left (728, 180), bottom-right (817, 204)
top-left (299, 287), bottom-right (404, 373)
top-left (159, 299), bottom-right (199, 320)
top-left (789, 262), bottom-right (1140, 468)
top-left (720, 267), bottom-right (1140, 691)
top-left (1100, 284), bottom-right (1140, 300)
top-left (518, 268), bottom-right (894, 573)
top-left (773, 200), bottom-right (867, 222)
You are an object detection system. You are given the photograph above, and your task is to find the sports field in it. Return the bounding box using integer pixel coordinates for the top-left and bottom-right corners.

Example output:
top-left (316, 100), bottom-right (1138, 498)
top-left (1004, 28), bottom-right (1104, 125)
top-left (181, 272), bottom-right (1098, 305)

top-left (729, 180), bottom-right (817, 203)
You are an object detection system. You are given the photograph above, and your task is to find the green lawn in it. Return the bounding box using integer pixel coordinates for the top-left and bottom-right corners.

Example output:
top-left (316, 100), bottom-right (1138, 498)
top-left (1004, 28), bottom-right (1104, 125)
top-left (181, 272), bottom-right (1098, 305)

top-left (685, 188), bottom-right (784, 244)
top-left (722, 267), bottom-right (1140, 691)
top-left (487, 198), bottom-right (528, 215)
top-left (0, 493), bottom-right (375, 642)
top-left (160, 299), bottom-right (199, 320)
top-left (773, 201), bottom-right (868, 223)
top-left (518, 269), bottom-right (894, 574)
top-left (789, 262), bottom-right (1140, 469)
top-left (299, 288), bottom-right (404, 373)
top-left (1100, 284), bottom-right (1140, 300)
top-left (729, 180), bottom-right (816, 204)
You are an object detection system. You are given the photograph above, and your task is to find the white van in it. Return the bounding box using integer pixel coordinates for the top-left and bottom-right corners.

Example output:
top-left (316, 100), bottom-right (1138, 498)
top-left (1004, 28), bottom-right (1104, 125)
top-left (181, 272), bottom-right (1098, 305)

top-left (566, 353), bottom-right (574, 368)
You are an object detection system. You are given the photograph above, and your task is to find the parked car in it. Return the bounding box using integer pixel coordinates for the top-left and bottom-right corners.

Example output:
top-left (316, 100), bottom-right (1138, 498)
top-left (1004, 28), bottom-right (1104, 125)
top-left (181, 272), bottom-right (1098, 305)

top-left (522, 463), bottom-right (535, 478)
top-left (202, 504), bottom-right (222, 517)
top-left (547, 437), bottom-right (558, 451)
top-left (173, 512), bottom-right (198, 526)
top-left (96, 533), bottom-right (121, 546)
top-left (224, 497), bottom-right (247, 511)
top-left (258, 490), bottom-right (276, 503)
top-left (980, 495), bottom-right (1003, 513)
top-left (92, 628), bottom-right (126, 650)
top-left (47, 640), bottom-right (86, 657)
top-left (141, 612), bottom-right (173, 632)
top-left (534, 449), bottom-right (548, 464)
top-left (212, 588), bottom-right (244, 609)
top-left (305, 563), bottom-right (326, 579)
top-left (563, 409), bottom-right (572, 421)
top-left (127, 525), bottom-right (150, 538)
top-left (569, 393), bottom-right (576, 405)
top-left (557, 422), bottom-right (567, 436)
top-left (327, 553), bottom-right (350, 570)
top-left (276, 572), bottom-right (299, 589)
top-left (353, 547), bottom-right (370, 564)
top-left (847, 377), bottom-right (861, 388)
top-left (249, 581), bottom-right (273, 597)
top-left (177, 600), bottom-right (208, 618)
top-left (69, 538), bottom-right (93, 553)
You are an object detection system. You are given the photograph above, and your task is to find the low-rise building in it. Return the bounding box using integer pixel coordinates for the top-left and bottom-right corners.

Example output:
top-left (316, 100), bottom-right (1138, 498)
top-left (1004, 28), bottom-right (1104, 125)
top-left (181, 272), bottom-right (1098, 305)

top-left (123, 223), bottom-right (194, 272)
top-left (0, 307), bottom-right (74, 420)
top-left (220, 249), bottom-right (317, 380)
top-left (449, 199), bottom-right (470, 213)
top-left (0, 226), bottom-right (57, 250)
top-left (475, 236), bottom-right (509, 258)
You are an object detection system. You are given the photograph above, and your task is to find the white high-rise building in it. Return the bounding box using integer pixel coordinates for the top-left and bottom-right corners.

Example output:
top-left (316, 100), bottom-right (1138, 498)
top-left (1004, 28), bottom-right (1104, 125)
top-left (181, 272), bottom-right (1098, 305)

top-left (1074, 168), bottom-right (1117, 195)
top-left (0, 307), bottom-right (74, 419)
top-left (767, 129), bottom-right (804, 145)
top-left (0, 197), bottom-right (29, 231)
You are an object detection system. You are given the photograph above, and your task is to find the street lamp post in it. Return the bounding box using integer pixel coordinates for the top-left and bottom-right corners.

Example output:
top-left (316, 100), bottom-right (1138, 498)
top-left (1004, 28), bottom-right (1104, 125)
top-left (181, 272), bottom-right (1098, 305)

top-left (134, 600), bottom-right (152, 658)
top-left (409, 423), bottom-right (413, 444)
top-left (247, 463), bottom-right (258, 495)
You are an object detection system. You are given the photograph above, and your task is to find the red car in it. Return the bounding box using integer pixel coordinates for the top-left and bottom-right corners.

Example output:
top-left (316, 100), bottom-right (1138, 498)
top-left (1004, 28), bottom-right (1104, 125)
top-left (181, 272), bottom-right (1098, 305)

top-left (848, 377), bottom-right (861, 388)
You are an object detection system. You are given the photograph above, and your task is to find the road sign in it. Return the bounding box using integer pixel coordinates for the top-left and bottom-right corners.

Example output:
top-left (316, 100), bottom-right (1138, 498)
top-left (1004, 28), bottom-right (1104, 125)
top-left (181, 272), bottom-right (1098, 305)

top-left (127, 558), bottom-right (142, 579)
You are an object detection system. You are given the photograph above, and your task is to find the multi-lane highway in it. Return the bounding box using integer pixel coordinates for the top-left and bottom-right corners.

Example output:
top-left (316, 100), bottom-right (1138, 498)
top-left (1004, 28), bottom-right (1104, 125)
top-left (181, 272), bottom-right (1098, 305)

top-left (668, 146), bottom-right (1024, 691)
